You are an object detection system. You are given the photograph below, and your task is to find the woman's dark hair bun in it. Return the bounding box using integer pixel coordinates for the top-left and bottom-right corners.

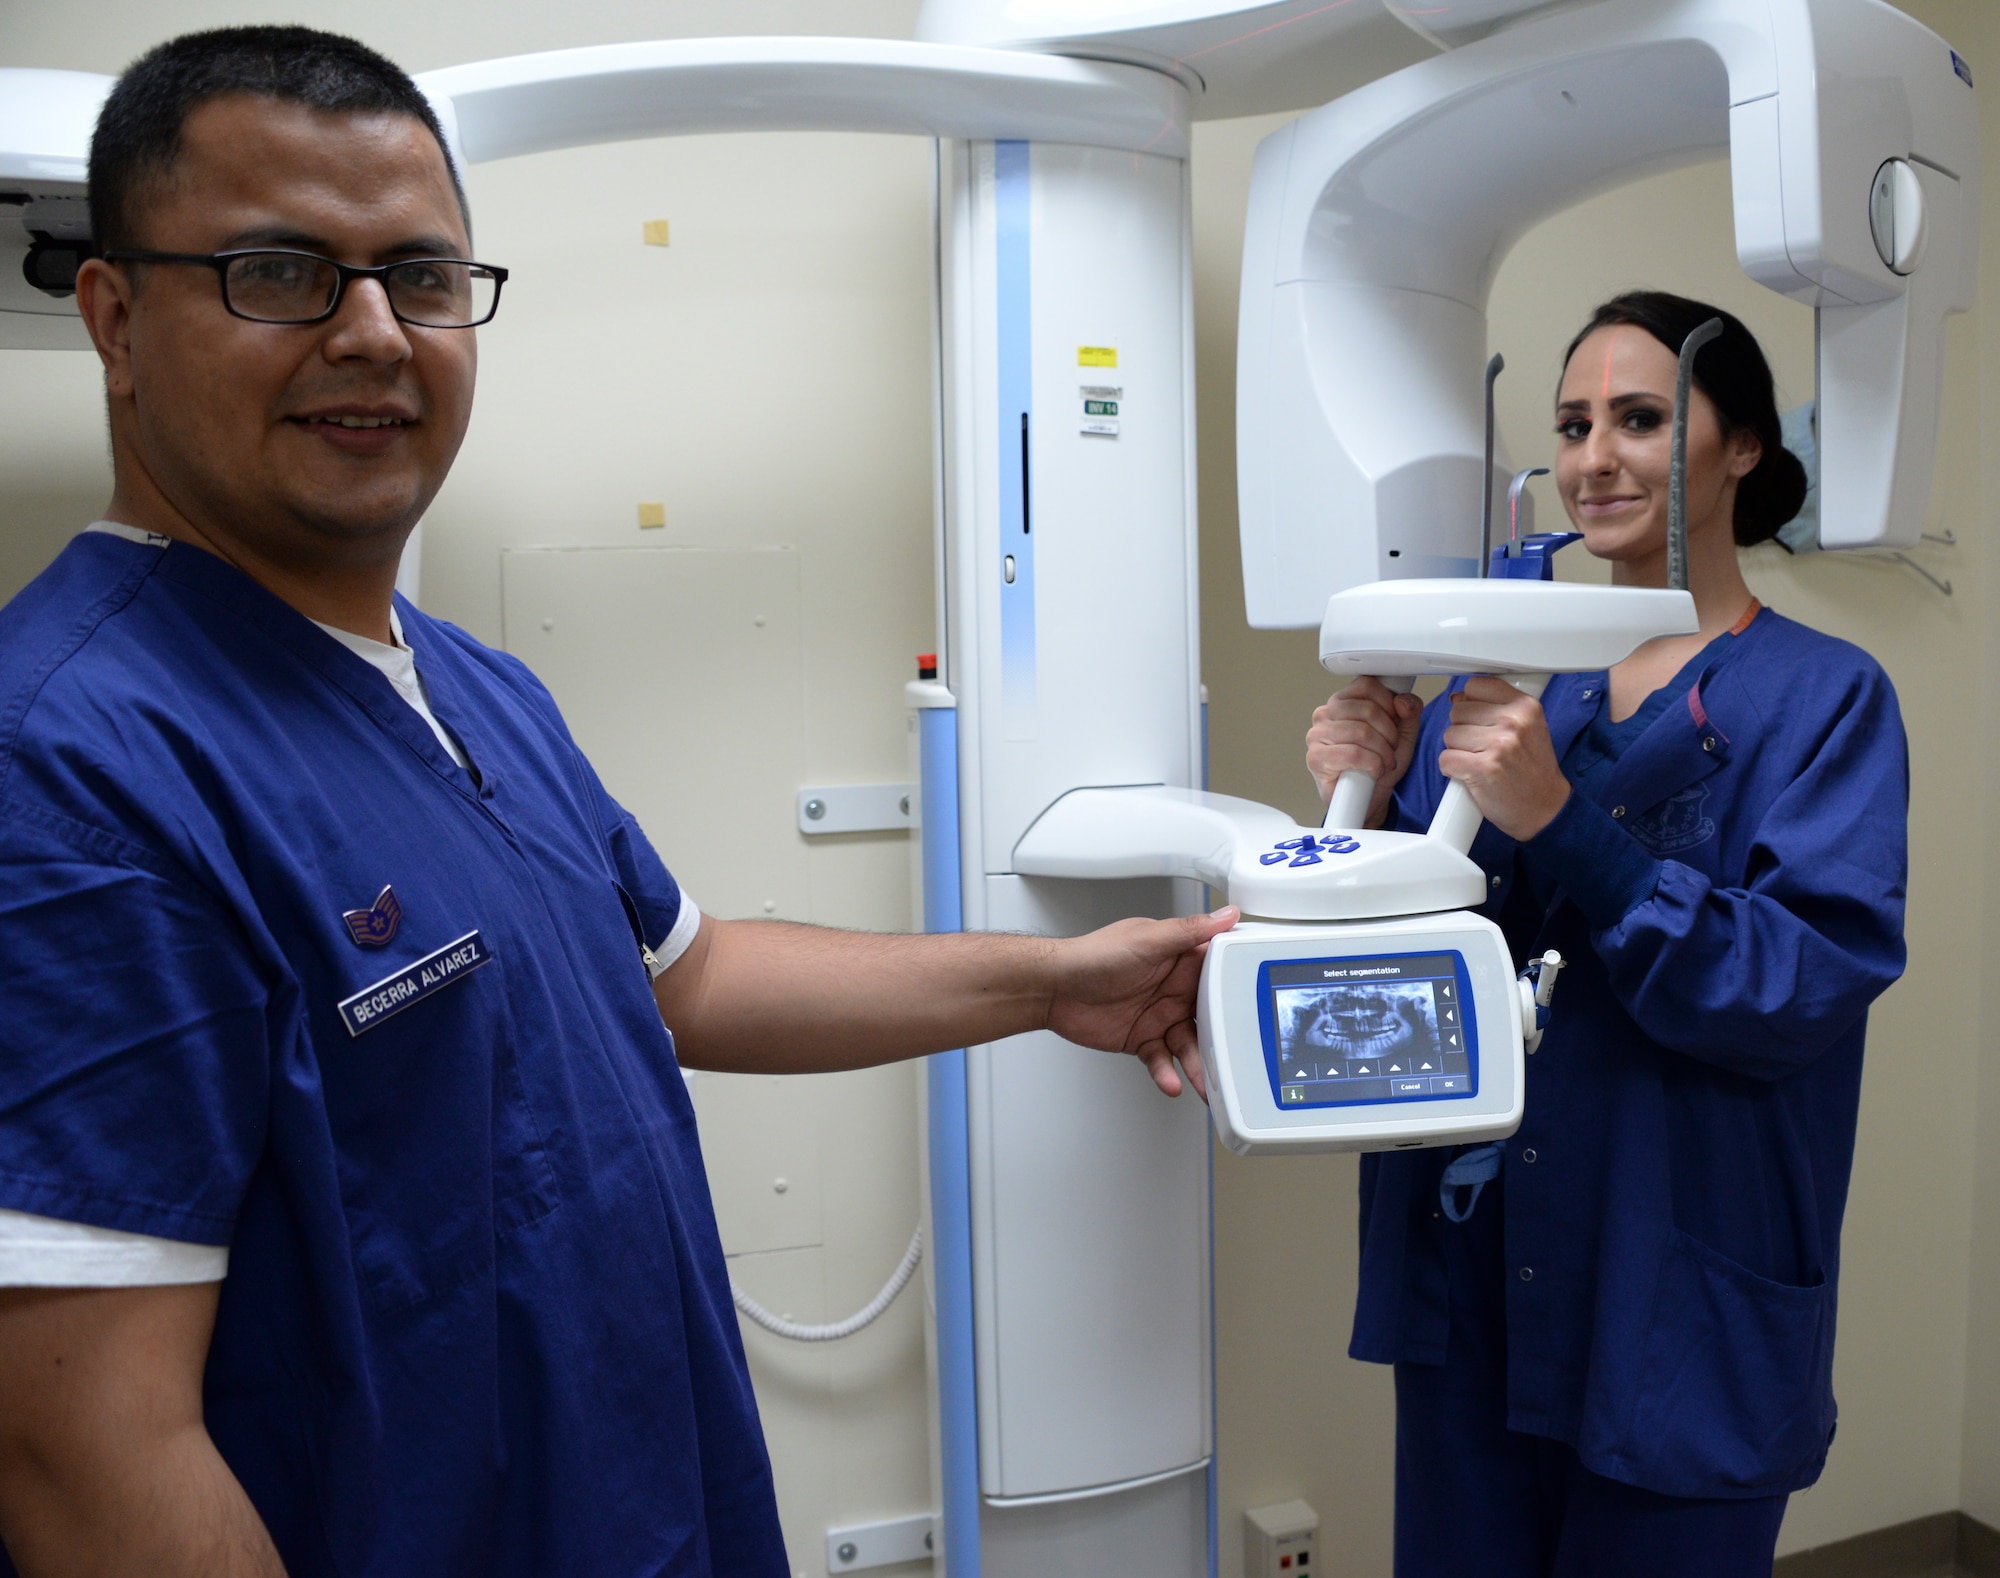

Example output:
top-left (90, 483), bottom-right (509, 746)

top-left (1736, 441), bottom-right (1808, 545)
top-left (1561, 291), bottom-right (1804, 546)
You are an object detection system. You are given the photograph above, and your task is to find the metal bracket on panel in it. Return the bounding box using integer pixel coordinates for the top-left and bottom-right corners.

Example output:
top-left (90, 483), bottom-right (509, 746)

top-left (796, 783), bottom-right (914, 835)
top-left (826, 1512), bottom-right (937, 1572)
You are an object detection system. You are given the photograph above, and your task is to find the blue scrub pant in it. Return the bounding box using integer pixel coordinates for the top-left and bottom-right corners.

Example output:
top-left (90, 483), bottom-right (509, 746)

top-left (1391, 1179), bottom-right (1788, 1578)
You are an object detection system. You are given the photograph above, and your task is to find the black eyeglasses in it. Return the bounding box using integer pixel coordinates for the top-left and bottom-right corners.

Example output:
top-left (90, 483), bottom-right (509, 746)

top-left (101, 248), bottom-right (507, 328)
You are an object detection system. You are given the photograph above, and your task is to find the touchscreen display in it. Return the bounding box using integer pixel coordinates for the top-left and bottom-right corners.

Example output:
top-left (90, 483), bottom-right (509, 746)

top-left (1261, 951), bottom-right (1474, 1108)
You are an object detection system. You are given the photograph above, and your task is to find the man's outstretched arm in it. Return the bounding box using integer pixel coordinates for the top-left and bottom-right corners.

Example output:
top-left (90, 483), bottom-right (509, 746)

top-left (654, 909), bottom-right (1238, 1099)
top-left (0, 1284), bottom-right (285, 1578)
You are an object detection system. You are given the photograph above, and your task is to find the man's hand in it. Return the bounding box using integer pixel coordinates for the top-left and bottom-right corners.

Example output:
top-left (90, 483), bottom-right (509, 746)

top-left (1306, 678), bottom-right (1425, 827)
top-left (0, 1283), bottom-right (285, 1578)
top-left (1439, 676), bottom-right (1571, 840)
top-left (658, 907), bottom-right (1240, 1099)
top-left (1046, 908), bottom-right (1240, 1102)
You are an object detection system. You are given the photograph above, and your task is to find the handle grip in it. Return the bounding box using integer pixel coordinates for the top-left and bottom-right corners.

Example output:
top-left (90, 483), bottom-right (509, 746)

top-left (1424, 671), bottom-right (1552, 853)
top-left (1321, 675), bottom-right (1416, 831)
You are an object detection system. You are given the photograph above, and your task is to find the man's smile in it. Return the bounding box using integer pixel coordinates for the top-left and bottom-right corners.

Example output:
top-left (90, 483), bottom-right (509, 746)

top-left (287, 404), bottom-right (418, 454)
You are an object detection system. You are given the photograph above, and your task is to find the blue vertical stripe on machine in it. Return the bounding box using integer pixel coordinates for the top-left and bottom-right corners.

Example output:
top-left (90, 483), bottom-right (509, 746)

top-left (920, 703), bottom-right (978, 1575)
top-left (996, 140), bottom-right (1036, 735)
top-left (919, 704), bottom-right (963, 938)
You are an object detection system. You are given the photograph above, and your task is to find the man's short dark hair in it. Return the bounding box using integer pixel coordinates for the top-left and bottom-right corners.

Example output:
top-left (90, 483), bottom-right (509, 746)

top-left (88, 25), bottom-right (468, 253)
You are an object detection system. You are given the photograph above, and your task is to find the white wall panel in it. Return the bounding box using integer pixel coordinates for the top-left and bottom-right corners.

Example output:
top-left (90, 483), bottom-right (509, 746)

top-left (501, 544), bottom-right (810, 923)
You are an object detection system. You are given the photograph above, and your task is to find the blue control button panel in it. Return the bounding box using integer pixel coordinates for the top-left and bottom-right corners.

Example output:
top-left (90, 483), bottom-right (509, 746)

top-left (1259, 833), bottom-right (1361, 868)
top-left (1259, 950), bottom-right (1478, 1109)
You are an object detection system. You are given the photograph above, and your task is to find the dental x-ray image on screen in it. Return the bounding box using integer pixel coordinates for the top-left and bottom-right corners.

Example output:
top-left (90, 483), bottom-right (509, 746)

top-left (1264, 952), bottom-right (1472, 1106)
top-left (1278, 980), bottom-right (1439, 1065)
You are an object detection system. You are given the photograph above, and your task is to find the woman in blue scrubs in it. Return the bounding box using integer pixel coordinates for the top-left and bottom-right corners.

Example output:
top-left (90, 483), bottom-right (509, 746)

top-left (1306, 293), bottom-right (1908, 1577)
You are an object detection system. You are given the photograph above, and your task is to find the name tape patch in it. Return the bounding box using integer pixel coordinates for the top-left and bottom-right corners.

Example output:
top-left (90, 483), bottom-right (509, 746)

top-left (338, 930), bottom-right (491, 1037)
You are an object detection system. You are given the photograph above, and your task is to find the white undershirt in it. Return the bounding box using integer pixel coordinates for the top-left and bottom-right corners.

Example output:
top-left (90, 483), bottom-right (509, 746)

top-left (0, 523), bottom-right (699, 1287)
top-left (308, 609), bottom-right (472, 768)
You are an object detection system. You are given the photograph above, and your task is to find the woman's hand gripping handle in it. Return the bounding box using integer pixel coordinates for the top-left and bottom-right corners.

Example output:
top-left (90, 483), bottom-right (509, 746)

top-left (1307, 676), bottom-right (1423, 831)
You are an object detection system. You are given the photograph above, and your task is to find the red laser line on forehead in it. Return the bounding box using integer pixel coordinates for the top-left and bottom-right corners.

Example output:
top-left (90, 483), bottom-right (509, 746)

top-left (1602, 342), bottom-right (1613, 403)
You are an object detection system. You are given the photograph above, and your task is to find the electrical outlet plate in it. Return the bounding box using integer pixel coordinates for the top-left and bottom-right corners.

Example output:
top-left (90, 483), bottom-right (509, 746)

top-left (1245, 1499), bottom-right (1319, 1578)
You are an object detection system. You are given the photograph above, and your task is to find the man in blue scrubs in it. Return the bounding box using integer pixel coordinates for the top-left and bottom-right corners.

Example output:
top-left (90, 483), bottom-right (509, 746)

top-left (0, 28), bottom-right (1231, 1578)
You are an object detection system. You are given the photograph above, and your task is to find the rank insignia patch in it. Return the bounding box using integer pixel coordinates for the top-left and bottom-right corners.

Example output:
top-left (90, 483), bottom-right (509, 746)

top-left (342, 885), bottom-right (404, 947)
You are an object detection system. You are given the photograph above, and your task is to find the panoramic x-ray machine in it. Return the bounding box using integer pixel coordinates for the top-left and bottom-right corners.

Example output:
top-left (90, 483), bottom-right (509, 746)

top-left (0, 0), bottom-right (1975, 1570)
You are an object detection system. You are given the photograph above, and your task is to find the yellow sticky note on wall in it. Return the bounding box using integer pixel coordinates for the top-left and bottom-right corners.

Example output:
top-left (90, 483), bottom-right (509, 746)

top-left (1078, 346), bottom-right (1118, 368)
top-left (642, 219), bottom-right (671, 247)
top-left (637, 502), bottom-right (666, 529)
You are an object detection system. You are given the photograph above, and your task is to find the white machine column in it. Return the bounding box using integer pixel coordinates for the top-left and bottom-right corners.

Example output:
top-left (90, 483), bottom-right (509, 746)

top-left (932, 134), bottom-right (1211, 1576)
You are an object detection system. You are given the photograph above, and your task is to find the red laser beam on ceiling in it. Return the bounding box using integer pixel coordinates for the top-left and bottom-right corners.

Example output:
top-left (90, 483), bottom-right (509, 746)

top-left (1171, 0), bottom-right (1365, 69)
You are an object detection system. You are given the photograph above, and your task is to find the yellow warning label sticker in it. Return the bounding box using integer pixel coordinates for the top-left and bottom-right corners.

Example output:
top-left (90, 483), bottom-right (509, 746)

top-left (1077, 346), bottom-right (1118, 368)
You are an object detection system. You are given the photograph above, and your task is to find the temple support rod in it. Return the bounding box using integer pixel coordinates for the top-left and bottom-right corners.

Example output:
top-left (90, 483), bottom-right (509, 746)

top-left (1508, 466), bottom-right (1549, 553)
top-left (1666, 318), bottom-right (1724, 593)
top-left (1479, 353), bottom-right (1504, 576)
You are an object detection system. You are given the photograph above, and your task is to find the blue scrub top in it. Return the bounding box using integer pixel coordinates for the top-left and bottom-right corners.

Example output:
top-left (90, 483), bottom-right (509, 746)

top-left (0, 535), bottom-right (788, 1576)
top-left (1356, 607), bottom-right (1908, 1500)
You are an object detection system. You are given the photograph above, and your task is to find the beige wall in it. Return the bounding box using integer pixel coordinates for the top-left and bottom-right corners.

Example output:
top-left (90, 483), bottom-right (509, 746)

top-left (3, 2), bottom-right (1996, 1573)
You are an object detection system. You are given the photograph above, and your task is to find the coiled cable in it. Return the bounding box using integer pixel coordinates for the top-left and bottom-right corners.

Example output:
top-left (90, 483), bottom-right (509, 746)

top-left (731, 1225), bottom-right (923, 1342)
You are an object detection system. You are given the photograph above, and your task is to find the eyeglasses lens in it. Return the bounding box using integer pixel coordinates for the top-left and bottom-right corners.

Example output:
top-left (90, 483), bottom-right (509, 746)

top-left (386, 261), bottom-right (498, 328)
top-left (225, 253), bottom-right (339, 323)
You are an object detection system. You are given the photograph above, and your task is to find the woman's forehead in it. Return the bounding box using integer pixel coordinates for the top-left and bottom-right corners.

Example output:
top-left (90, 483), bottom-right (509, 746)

top-left (1560, 323), bottom-right (1675, 401)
